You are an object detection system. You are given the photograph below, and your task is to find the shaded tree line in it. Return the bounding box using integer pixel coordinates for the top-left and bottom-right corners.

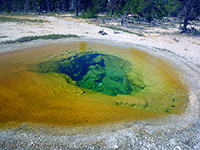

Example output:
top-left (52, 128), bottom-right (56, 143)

top-left (0, 0), bottom-right (199, 32)
top-left (0, 0), bottom-right (70, 13)
top-left (0, 0), bottom-right (107, 15)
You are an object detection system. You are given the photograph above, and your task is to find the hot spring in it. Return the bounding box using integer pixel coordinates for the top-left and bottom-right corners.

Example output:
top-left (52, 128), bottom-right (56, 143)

top-left (0, 41), bottom-right (188, 127)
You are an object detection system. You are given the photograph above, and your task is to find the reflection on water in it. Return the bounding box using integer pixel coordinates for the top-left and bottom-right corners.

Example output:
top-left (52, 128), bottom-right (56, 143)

top-left (0, 41), bottom-right (188, 128)
top-left (79, 41), bottom-right (87, 53)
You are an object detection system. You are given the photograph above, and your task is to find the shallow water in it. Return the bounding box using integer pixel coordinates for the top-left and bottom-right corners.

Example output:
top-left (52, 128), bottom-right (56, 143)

top-left (0, 41), bottom-right (188, 128)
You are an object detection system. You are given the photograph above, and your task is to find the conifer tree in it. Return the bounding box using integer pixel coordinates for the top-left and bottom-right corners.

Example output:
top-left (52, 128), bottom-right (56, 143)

top-left (178, 0), bottom-right (200, 32)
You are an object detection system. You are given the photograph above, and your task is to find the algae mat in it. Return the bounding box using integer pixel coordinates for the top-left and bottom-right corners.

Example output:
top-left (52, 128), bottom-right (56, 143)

top-left (0, 41), bottom-right (188, 127)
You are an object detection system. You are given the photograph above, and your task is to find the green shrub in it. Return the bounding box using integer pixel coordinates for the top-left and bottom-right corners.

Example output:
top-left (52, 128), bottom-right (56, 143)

top-left (1, 34), bottom-right (79, 44)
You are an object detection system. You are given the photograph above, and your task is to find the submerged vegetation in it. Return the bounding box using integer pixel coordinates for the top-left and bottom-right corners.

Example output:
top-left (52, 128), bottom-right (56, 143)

top-left (37, 52), bottom-right (145, 96)
top-left (0, 34), bottom-right (80, 44)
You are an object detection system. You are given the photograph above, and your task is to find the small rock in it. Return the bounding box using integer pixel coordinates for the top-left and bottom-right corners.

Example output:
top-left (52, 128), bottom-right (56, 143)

top-left (173, 38), bottom-right (179, 42)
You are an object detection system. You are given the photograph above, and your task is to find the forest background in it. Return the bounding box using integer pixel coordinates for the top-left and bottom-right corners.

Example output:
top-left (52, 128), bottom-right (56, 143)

top-left (0, 0), bottom-right (200, 33)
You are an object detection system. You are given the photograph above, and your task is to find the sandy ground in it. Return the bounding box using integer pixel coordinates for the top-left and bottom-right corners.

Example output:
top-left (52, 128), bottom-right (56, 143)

top-left (0, 14), bottom-right (200, 149)
top-left (0, 15), bottom-right (200, 65)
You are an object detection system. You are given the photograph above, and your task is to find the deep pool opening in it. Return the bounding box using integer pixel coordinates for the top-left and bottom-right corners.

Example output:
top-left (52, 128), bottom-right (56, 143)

top-left (37, 51), bottom-right (145, 96)
top-left (62, 53), bottom-right (106, 82)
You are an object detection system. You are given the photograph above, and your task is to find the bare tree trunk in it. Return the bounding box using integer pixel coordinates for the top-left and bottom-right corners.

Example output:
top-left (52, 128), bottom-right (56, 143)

top-left (74, 0), bottom-right (80, 16)
top-left (5, 0), bottom-right (12, 13)
top-left (17, 0), bottom-right (21, 12)
top-left (183, 17), bottom-right (188, 32)
top-left (69, 0), bottom-right (75, 11)
top-left (24, 0), bottom-right (30, 13)
top-left (32, 0), bottom-right (40, 15)
top-left (75, 6), bottom-right (79, 16)
top-left (111, 9), bottom-right (114, 17)
top-left (181, 0), bottom-right (194, 33)
top-left (46, 0), bottom-right (50, 12)
top-left (61, 0), bottom-right (66, 12)
top-left (10, 0), bottom-right (15, 12)
top-left (57, 0), bottom-right (60, 12)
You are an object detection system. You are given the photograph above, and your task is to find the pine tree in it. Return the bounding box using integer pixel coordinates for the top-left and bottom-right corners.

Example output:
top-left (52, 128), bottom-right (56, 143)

top-left (107, 0), bottom-right (119, 16)
top-left (178, 0), bottom-right (200, 33)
